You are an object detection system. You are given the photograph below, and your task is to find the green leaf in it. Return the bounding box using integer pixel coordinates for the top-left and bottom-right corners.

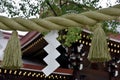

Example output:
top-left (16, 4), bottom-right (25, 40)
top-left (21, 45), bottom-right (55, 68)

top-left (58, 27), bottom-right (82, 47)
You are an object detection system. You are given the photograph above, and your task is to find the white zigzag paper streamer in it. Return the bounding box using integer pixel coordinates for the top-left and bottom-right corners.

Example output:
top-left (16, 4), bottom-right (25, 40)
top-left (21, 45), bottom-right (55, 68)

top-left (42, 30), bottom-right (61, 76)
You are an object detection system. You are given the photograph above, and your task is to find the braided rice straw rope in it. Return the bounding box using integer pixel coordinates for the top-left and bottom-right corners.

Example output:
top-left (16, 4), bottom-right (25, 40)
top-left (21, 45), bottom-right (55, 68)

top-left (0, 4), bottom-right (120, 32)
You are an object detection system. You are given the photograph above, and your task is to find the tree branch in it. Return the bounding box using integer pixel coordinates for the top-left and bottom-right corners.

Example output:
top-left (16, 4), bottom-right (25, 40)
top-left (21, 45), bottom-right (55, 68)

top-left (45, 0), bottom-right (57, 16)
top-left (59, 0), bottom-right (62, 8)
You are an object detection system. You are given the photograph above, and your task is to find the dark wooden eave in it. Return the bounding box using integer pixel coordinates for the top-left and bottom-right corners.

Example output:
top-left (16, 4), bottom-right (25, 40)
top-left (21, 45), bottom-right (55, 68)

top-left (20, 30), bottom-right (120, 77)
top-left (19, 31), bottom-right (73, 75)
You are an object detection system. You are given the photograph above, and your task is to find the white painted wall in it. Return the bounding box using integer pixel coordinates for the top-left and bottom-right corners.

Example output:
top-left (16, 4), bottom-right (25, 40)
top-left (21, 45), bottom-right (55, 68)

top-left (0, 39), bottom-right (8, 60)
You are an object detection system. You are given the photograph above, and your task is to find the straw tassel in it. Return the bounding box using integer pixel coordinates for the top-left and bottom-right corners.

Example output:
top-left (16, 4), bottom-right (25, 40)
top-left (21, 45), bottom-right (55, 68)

top-left (88, 23), bottom-right (111, 62)
top-left (1, 31), bottom-right (23, 69)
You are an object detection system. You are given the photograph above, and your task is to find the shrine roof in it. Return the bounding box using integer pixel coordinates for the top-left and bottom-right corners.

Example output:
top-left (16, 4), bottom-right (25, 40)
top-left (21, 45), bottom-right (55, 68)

top-left (83, 29), bottom-right (120, 43)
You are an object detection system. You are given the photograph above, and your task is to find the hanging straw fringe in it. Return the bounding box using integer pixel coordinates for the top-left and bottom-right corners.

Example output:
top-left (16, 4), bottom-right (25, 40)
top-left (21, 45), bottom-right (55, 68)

top-left (1, 31), bottom-right (23, 69)
top-left (88, 23), bottom-right (111, 62)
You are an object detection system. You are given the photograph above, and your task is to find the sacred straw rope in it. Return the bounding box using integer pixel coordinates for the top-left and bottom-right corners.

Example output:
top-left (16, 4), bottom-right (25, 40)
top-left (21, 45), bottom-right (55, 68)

top-left (0, 4), bottom-right (119, 32)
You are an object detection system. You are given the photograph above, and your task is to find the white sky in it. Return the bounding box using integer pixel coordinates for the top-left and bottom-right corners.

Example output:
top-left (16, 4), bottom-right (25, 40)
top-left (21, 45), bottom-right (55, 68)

top-left (99, 0), bottom-right (117, 7)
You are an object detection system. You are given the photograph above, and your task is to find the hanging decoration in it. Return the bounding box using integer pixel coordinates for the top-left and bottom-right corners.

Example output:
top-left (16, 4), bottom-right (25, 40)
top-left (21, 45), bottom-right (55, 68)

top-left (0, 4), bottom-right (119, 76)
top-left (1, 31), bottom-right (23, 69)
top-left (88, 23), bottom-right (111, 62)
top-left (0, 4), bottom-right (119, 32)
top-left (42, 30), bottom-right (61, 76)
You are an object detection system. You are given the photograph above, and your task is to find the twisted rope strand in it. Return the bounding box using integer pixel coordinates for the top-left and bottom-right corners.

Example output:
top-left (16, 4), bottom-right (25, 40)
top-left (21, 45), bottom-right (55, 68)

top-left (30, 18), bottom-right (66, 30)
top-left (81, 11), bottom-right (116, 21)
top-left (98, 8), bottom-right (120, 16)
top-left (0, 22), bottom-right (12, 30)
top-left (12, 18), bottom-right (48, 32)
top-left (44, 17), bottom-right (82, 27)
top-left (62, 14), bottom-right (97, 25)
top-left (0, 16), bottom-right (28, 31)
top-left (0, 4), bottom-right (119, 32)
